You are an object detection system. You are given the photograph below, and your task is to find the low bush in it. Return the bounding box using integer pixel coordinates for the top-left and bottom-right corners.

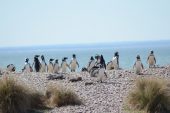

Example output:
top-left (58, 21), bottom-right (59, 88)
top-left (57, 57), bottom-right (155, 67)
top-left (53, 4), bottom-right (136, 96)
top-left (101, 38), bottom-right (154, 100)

top-left (0, 77), bottom-right (30, 113)
top-left (46, 85), bottom-right (82, 107)
top-left (0, 77), bottom-right (49, 113)
top-left (0, 76), bottom-right (82, 113)
top-left (127, 77), bottom-right (170, 113)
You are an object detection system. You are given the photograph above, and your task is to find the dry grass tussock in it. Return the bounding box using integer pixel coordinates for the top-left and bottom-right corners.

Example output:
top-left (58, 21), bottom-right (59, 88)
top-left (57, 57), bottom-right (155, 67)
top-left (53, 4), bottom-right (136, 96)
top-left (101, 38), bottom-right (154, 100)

top-left (0, 77), bottom-right (46, 113)
top-left (0, 75), bottom-right (82, 113)
top-left (127, 77), bottom-right (170, 113)
top-left (45, 84), bottom-right (82, 108)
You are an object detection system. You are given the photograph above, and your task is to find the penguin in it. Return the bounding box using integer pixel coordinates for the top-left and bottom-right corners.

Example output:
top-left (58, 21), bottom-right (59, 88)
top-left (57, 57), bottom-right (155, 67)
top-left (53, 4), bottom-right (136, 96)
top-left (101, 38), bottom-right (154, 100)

top-left (100, 55), bottom-right (106, 69)
top-left (112, 56), bottom-right (118, 70)
top-left (90, 62), bottom-right (107, 81)
top-left (90, 55), bottom-right (105, 77)
top-left (90, 66), bottom-right (100, 77)
top-left (48, 59), bottom-right (54, 73)
top-left (106, 61), bottom-right (114, 70)
top-left (40, 55), bottom-right (47, 72)
top-left (54, 59), bottom-right (60, 74)
top-left (89, 54), bottom-right (104, 77)
top-left (33, 55), bottom-right (41, 72)
top-left (115, 51), bottom-right (119, 67)
top-left (147, 50), bottom-right (156, 68)
top-left (70, 54), bottom-right (79, 72)
top-left (61, 57), bottom-right (70, 73)
top-left (87, 56), bottom-right (95, 72)
top-left (6, 64), bottom-right (16, 72)
top-left (111, 51), bottom-right (119, 70)
top-left (94, 54), bottom-right (101, 67)
top-left (133, 55), bottom-right (144, 75)
top-left (23, 58), bottom-right (32, 73)
top-left (97, 65), bottom-right (107, 83)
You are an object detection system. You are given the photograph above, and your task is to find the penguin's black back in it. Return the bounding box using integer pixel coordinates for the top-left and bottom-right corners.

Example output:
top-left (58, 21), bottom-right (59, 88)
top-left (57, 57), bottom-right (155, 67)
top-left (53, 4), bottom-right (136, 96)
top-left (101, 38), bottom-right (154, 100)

top-left (34, 57), bottom-right (41, 72)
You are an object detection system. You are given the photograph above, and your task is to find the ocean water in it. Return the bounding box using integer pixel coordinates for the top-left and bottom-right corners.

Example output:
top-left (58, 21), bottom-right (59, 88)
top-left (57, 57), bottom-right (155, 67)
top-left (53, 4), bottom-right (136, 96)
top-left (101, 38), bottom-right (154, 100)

top-left (0, 41), bottom-right (170, 72)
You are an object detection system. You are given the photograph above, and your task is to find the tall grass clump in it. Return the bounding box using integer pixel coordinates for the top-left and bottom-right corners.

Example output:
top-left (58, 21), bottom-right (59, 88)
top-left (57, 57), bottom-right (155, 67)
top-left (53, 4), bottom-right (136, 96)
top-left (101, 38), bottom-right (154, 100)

top-left (127, 77), bottom-right (170, 113)
top-left (29, 91), bottom-right (47, 110)
top-left (0, 77), bottom-right (48, 113)
top-left (45, 85), bottom-right (82, 108)
top-left (0, 77), bottom-right (31, 113)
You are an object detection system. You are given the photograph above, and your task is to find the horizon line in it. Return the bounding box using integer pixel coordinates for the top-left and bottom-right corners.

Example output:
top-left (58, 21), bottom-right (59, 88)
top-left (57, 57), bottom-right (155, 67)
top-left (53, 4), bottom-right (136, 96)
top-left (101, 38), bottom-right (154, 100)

top-left (0, 39), bottom-right (170, 49)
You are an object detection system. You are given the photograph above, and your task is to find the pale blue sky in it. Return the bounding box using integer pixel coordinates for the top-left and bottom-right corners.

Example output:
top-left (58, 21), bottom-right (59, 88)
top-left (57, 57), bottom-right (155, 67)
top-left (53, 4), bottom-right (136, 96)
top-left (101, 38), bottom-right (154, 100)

top-left (0, 0), bottom-right (170, 47)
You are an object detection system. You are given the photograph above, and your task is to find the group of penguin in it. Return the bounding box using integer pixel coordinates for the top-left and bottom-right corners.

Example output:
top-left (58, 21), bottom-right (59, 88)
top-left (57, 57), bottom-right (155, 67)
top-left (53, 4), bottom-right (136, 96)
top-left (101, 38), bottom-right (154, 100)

top-left (22, 54), bottom-right (79, 73)
top-left (133, 50), bottom-right (156, 75)
top-left (84, 50), bottom-right (156, 76)
top-left (5, 50), bottom-right (156, 79)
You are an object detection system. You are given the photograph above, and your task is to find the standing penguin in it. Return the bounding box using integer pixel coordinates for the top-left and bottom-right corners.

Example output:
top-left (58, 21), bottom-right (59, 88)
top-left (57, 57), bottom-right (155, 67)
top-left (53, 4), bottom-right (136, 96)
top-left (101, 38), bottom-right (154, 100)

top-left (48, 59), bottom-right (54, 73)
top-left (133, 55), bottom-right (144, 75)
top-left (70, 54), bottom-right (79, 72)
top-left (100, 55), bottom-right (106, 69)
top-left (54, 59), bottom-right (60, 74)
top-left (87, 56), bottom-right (95, 72)
top-left (23, 58), bottom-right (32, 73)
top-left (97, 65), bottom-right (107, 83)
top-left (61, 57), bottom-right (70, 73)
top-left (94, 54), bottom-right (101, 67)
top-left (147, 50), bottom-right (156, 68)
top-left (40, 55), bottom-right (47, 72)
top-left (106, 61), bottom-right (113, 70)
top-left (112, 51), bottom-right (119, 70)
top-left (33, 55), bottom-right (41, 72)
top-left (6, 64), bottom-right (16, 72)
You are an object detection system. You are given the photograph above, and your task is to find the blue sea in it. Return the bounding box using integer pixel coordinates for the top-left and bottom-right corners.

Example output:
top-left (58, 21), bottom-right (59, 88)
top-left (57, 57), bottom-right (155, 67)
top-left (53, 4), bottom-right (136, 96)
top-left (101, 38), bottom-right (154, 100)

top-left (0, 40), bottom-right (170, 72)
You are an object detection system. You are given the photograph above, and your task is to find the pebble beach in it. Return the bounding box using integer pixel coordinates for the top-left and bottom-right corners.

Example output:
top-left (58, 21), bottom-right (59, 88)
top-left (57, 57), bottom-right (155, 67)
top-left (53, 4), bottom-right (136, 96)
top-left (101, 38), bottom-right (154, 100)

top-left (1, 65), bottom-right (170, 113)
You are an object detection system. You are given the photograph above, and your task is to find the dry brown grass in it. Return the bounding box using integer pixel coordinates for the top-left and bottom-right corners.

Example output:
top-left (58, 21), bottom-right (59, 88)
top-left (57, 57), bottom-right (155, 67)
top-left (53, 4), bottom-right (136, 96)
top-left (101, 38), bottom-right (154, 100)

top-left (127, 77), bottom-right (170, 113)
top-left (29, 91), bottom-right (47, 110)
top-left (0, 77), bottom-right (48, 113)
top-left (0, 76), bottom-right (82, 113)
top-left (45, 84), bottom-right (82, 108)
top-left (0, 77), bottom-right (31, 113)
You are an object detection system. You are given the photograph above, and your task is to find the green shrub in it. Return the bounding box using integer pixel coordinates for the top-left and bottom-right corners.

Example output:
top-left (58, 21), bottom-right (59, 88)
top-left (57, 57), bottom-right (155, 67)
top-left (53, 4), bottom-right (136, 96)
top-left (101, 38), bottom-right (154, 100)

top-left (46, 85), bottom-right (82, 107)
top-left (128, 77), bottom-right (170, 113)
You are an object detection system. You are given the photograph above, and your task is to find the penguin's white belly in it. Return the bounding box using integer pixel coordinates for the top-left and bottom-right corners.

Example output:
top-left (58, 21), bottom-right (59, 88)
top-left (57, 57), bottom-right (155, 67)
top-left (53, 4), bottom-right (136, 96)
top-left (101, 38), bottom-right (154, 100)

top-left (70, 61), bottom-right (77, 70)
top-left (97, 68), bottom-right (106, 82)
top-left (54, 65), bottom-right (60, 73)
top-left (48, 64), bottom-right (53, 73)
top-left (135, 62), bottom-right (142, 74)
top-left (24, 64), bottom-right (31, 72)
top-left (62, 63), bottom-right (68, 72)
top-left (112, 59), bottom-right (118, 70)
top-left (148, 56), bottom-right (155, 65)
top-left (7, 65), bottom-right (15, 72)
top-left (107, 61), bottom-right (115, 70)
top-left (41, 63), bottom-right (46, 72)
top-left (88, 61), bottom-right (95, 71)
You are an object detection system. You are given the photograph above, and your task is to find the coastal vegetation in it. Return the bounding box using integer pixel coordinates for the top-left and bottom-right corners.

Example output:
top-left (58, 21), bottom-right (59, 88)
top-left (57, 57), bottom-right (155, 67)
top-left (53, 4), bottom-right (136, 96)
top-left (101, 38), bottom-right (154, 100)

top-left (0, 76), bottom-right (81, 113)
top-left (0, 77), bottom-right (32, 113)
top-left (45, 84), bottom-right (82, 108)
top-left (127, 77), bottom-right (170, 113)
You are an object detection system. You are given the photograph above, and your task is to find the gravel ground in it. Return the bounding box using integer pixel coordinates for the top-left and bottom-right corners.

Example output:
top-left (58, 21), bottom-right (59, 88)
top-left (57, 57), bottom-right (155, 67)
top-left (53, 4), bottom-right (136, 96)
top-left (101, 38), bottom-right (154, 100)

top-left (2, 65), bottom-right (170, 113)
